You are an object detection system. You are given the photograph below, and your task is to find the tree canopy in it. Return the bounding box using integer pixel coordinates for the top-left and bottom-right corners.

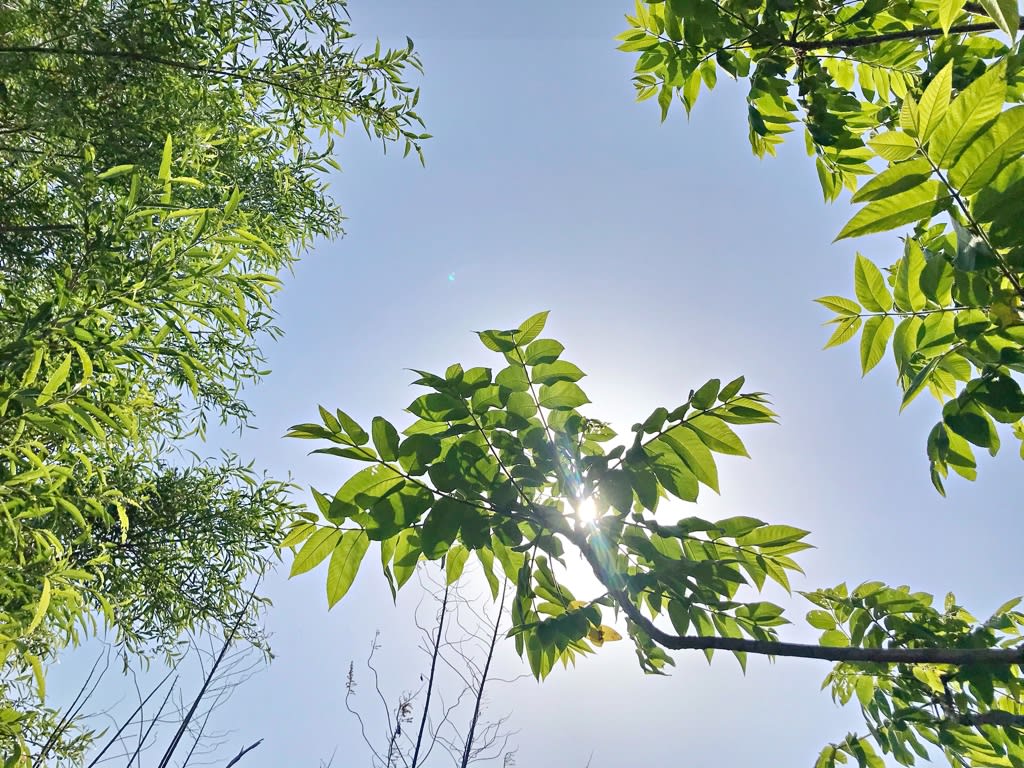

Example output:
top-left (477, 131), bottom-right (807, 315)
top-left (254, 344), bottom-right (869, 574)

top-left (617, 0), bottom-right (1024, 493)
top-left (0, 0), bottom-right (426, 761)
top-left (289, 311), bottom-right (1024, 768)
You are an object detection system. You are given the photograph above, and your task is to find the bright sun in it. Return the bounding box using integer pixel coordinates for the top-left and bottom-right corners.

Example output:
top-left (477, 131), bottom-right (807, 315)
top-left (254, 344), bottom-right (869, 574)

top-left (574, 496), bottom-right (598, 524)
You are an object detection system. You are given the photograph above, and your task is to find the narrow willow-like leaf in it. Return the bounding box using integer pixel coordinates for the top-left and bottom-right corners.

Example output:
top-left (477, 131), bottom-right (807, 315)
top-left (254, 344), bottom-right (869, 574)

top-left (25, 577), bottom-right (51, 634)
top-left (860, 315), bottom-right (895, 375)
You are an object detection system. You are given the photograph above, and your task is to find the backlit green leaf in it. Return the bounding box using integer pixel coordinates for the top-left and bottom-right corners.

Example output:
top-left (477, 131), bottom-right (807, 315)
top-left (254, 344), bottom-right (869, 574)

top-left (854, 254), bottom-right (892, 313)
top-left (860, 315), bottom-right (895, 375)
top-left (837, 183), bottom-right (949, 241)
top-left (291, 527), bottom-right (343, 576)
top-left (327, 531), bottom-right (369, 607)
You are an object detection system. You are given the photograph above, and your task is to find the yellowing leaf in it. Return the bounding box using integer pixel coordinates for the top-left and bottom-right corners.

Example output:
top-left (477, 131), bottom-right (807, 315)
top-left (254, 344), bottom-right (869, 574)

top-left (588, 625), bottom-right (623, 646)
top-left (26, 577), bottom-right (51, 635)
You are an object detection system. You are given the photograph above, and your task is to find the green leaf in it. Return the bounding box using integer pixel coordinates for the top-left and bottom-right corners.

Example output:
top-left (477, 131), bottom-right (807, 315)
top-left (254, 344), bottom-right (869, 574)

top-left (331, 466), bottom-right (405, 521)
top-left (860, 315), bottom-right (895, 375)
top-left (820, 629), bottom-right (849, 647)
top-left (531, 360), bottom-right (585, 385)
top-left (97, 164), bottom-right (137, 179)
top-left (819, 315), bottom-right (860, 348)
top-left (660, 426), bottom-right (719, 492)
top-left (930, 60), bottom-right (1008, 167)
top-left (918, 63), bottom-right (953, 142)
top-left (23, 650), bottom-right (44, 700)
top-left (736, 524), bottom-right (809, 547)
top-left (901, 358), bottom-right (941, 410)
top-left (851, 159), bottom-right (933, 203)
top-left (37, 353), bottom-right (71, 406)
top-left (336, 409), bottom-right (370, 445)
top-left (516, 311), bottom-right (549, 345)
top-left (806, 609), bottom-right (836, 630)
top-left (327, 531), bottom-right (369, 607)
top-left (939, 0), bottom-right (967, 32)
top-left (815, 296), bottom-right (862, 316)
top-left (646, 443), bottom-right (700, 501)
top-left (476, 548), bottom-right (500, 599)
top-left (158, 134), bottom-right (173, 182)
top-left (524, 338), bottom-right (564, 365)
top-left (495, 364), bottom-right (530, 391)
top-left (371, 417), bottom-right (400, 461)
top-left (538, 381), bottom-right (590, 410)
top-left (979, 0), bottom-right (1019, 38)
top-left (853, 254), bottom-right (892, 313)
top-left (949, 105), bottom-right (1024, 196)
top-left (718, 375), bottom-right (746, 401)
top-left (683, 415), bottom-right (748, 457)
top-left (291, 527), bottom-right (343, 576)
top-left (893, 241), bottom-right (927, 312)
top-left (446, 544), bottom-right (471, 584)
top-left (478, 329), bottom-right (518, 352)
top-left (599, 469), bottom-right (634, 513)
top-left (867, 131), bottom-right (918, 162)
top-left (421, 497), bottom-right (465, 559)
top-left (691, 379), bottom-right (721, 410)
top-left (836, 182), bottom-right (949, 241)
top-left (26, 577), bottom-right (51, 634)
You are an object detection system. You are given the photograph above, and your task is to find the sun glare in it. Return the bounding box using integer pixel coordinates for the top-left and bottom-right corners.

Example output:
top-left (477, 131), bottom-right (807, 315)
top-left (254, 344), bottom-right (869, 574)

top-left (574, 496), bottom-right (598, 525)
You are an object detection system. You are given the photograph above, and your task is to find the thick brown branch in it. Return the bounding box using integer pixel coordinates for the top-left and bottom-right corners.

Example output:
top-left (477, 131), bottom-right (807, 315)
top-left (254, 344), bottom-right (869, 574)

top-left (567, 528), bottom-right (1024, 667)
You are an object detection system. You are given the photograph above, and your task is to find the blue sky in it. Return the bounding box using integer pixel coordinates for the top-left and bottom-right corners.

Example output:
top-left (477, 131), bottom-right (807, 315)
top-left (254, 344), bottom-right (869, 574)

top-left (52, 1), bottom-right (1024, 765)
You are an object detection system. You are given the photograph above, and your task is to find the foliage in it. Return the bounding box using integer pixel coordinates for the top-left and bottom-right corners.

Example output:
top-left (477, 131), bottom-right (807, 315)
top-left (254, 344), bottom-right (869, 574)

top-left (0, 0), bottom-right (426, 760)
top-left (617, 0), bottom-right (1024, 491)
top-left (289, 312), bottom-right (1024, 768)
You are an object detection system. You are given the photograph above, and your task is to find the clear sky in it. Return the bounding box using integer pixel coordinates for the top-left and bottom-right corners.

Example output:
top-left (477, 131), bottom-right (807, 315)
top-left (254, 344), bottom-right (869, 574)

top-left (51, 1), bottom-right (1024, 766)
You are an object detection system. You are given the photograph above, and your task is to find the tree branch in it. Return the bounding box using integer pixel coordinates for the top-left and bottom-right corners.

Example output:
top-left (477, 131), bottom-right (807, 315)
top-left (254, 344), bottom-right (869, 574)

top-left (566, 527), bottom-right (1024, 667)
top-left (412, 579), bottom-right (450, 768)
top-left (224, 739), bottom-right (263, 767)
top-left (785, 20), bottom-right (1016, 51)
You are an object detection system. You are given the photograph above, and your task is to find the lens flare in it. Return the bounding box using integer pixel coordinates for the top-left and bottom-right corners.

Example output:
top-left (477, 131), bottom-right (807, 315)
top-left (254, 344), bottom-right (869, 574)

top-left (575, 497), bottom-right (598, 524)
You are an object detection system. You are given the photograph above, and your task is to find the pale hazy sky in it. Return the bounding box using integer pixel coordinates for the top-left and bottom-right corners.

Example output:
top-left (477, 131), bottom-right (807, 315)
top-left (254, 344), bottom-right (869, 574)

top-left (51, 2), bottom-right (1024, 766)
